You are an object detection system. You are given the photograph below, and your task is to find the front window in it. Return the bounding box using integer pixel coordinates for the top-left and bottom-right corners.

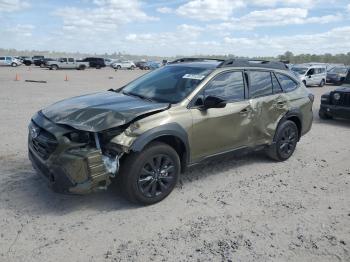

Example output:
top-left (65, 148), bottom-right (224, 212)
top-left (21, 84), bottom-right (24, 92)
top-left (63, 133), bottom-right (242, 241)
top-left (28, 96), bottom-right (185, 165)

top-left (292, 67), bottom-right (308, 75)
top-left (122, 66), bottom-right (214, 103)
top-left (204, 71), bottom-right (245, 101)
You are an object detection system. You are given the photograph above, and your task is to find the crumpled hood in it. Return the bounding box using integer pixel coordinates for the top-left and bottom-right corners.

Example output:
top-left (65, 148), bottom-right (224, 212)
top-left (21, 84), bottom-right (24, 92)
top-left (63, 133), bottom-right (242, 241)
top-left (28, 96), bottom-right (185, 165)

top-left (42, 91), bottom-right (169, 132)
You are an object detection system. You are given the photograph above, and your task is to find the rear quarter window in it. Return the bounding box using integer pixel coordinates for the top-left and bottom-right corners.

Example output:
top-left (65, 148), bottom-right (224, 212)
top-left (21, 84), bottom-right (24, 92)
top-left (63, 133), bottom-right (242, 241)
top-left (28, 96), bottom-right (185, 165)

top-left (276, 73), bottom-right (298, 92)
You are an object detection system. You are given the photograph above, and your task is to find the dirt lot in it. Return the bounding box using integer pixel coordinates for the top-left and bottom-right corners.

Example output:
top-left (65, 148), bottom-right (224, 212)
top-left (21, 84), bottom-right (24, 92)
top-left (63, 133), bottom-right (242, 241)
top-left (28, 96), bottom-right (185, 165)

top-left (0, 66), bottom-right (349, 262)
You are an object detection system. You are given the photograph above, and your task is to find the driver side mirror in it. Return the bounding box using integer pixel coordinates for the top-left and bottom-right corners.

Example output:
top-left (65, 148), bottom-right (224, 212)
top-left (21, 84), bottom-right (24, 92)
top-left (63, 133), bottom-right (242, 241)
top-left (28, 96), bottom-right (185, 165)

top-left (196, 95), bottom-right (226, 110)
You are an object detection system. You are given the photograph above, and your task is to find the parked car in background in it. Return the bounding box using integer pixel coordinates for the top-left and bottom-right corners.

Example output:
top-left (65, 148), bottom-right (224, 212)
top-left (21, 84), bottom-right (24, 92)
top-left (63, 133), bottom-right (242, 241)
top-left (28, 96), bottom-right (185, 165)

top-left (319, 70), bottom-right (350, 120)
top-left (112, 60), bottom-right (136, 70)
top-left (104, 58), bottom-right (117, 67)
top-left (292, 64), bottom-right (326, 87)
top-left (81, 57), bottom-right (106, 69)
top-left (146, 61), bottom-right (161, 70)
top-left (0, 56), bottom-right (22, 67)
top-left (32, 56), bottom-right (45, 66)
top-left (43, 58), bottom-right (57, 67)
top-left (136, 61), bottom-right (161, 70)
top-left (135, 61), bottom-right (147, 69)
top-left (21, 56), bottom-right (33, 66)
top-left (47, 58), bottom-right (89, 70)
top-left (326, 66), bottom-right (349, 85)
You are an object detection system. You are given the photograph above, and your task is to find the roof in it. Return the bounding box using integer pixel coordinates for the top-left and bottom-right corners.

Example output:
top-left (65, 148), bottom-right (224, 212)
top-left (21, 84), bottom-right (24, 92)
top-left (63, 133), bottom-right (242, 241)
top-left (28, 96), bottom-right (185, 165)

top-left (167, 61), bottom-right (222, 69)
top-left (168, 57), bottom-right (289, 71)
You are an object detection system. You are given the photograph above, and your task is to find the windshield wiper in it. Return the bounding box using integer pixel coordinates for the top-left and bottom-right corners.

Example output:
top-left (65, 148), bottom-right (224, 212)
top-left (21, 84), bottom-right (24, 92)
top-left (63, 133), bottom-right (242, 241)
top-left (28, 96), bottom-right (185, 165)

top-left (122, 91), bottom-right (154, 102)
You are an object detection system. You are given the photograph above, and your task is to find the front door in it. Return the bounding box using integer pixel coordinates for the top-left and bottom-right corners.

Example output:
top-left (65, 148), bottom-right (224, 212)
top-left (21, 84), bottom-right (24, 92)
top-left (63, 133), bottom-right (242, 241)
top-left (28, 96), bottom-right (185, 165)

top-left (189, 70), bottom-right (253, 161)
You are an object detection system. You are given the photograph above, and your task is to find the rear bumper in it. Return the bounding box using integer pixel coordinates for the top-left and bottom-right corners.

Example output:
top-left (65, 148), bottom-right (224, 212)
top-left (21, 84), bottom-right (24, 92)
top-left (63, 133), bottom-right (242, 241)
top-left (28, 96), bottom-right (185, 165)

top-left (320, 104), bottom-right (350, 119)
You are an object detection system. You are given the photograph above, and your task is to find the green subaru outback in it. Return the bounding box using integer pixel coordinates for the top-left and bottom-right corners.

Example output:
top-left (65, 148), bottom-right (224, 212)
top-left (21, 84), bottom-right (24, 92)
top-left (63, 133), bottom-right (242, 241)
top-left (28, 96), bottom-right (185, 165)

top-left (28, 58), bottom-right (314, 204)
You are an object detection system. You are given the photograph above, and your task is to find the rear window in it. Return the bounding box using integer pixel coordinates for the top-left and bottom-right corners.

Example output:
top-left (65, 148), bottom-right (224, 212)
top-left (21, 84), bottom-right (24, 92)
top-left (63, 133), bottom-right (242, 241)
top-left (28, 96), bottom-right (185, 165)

top-left (276, 73), bottom-right (298, 92)
top-left (272, 73), bottom-right (283, 94)
top-left (248, 71), bottom-right (273, 98)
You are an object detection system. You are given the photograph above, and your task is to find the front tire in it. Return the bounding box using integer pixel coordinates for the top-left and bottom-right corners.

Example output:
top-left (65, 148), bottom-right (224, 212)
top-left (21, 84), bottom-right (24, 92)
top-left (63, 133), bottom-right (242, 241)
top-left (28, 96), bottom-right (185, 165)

top-left (50, 65), bottom-right (58, 70)
top-left (267, 120), bottom-right (298, 161)
top-left (11, 62), bottom-right (17, 67)
top-left (119, 142), bottom-right (180, 205)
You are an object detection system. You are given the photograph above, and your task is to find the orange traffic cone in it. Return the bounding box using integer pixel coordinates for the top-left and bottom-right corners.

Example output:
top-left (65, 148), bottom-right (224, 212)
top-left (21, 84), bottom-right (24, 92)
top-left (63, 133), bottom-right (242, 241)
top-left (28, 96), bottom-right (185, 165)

top-left (15, 73), bottom-right (20, 81)
top-left (64, 74), bottom-right (68, 81)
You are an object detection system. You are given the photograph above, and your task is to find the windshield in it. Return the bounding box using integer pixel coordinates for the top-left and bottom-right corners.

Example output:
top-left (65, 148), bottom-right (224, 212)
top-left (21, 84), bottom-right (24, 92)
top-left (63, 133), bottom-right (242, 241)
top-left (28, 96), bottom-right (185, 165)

top-left (122, 66), bottom-right (214, 103)
top-left (292, 67), bottom-right (308, 75)
top-left (329, 67), bottom-right (348, 74)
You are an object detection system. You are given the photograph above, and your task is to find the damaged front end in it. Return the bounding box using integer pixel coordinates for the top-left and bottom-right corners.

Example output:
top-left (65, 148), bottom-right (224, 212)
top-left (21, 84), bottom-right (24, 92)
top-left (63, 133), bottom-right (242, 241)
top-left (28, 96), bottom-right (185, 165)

top-left (28, 112), bottom-right (126, 194)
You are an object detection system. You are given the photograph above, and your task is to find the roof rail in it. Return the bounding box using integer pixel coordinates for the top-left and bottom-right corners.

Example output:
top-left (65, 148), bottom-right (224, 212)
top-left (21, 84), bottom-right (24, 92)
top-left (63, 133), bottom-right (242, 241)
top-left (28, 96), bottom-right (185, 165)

top-left (218, 59), bottom-right (289, 70)
top-left (168, 57), bottom-right (225, 64)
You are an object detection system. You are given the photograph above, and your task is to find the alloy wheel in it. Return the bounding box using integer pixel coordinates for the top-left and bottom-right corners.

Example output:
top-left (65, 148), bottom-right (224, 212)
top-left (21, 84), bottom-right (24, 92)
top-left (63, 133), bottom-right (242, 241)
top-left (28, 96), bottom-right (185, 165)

top-left (137, 154), bottom-right (175, 198)
top-left (278, 126), bottom-right (297, 158)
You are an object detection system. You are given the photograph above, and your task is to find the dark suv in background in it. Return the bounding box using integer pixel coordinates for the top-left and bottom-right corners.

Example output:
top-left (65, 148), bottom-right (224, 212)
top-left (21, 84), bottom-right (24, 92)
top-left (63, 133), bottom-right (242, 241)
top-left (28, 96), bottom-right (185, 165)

top-left (320, 70), bottom-right (350, 120)
top-left (81, 57), bottom-right (106, 69)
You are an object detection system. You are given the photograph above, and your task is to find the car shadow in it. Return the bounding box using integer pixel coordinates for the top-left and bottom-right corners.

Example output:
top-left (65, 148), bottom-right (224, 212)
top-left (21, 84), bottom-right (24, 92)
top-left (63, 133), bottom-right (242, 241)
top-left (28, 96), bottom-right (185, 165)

top-left (0, 152), bottom-right (271, 215)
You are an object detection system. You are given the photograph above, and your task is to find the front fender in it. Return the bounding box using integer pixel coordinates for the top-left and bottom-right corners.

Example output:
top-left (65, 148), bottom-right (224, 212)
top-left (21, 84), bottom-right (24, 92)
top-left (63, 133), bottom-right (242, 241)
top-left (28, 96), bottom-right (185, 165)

top-left (130, 123), bottom-right (190, 162)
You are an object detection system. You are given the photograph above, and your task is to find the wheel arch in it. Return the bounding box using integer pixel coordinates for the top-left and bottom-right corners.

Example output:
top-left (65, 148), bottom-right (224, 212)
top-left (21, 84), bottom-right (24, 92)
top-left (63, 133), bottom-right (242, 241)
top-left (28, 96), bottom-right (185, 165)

top-left (130, 123), bottom-right (190, 173)
top-left (275, 109), bottom-right (303, 142)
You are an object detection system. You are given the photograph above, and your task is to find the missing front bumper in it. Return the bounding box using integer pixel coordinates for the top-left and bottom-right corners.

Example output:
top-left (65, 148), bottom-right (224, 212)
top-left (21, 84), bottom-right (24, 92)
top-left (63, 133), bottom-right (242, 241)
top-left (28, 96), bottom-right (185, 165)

top-left (29, 145), bottom-right (112, 194)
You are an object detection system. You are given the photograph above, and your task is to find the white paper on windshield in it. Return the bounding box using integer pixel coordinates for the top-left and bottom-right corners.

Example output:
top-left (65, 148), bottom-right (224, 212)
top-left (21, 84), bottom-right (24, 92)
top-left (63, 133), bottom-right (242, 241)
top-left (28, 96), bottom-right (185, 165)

top-left (182, 74), bottom-right (206, 80)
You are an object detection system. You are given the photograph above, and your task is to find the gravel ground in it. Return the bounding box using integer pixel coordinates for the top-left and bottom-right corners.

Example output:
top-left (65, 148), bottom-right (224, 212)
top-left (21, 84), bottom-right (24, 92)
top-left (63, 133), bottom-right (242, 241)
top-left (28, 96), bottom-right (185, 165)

top-left (0, 66), bottom-right (349, 262)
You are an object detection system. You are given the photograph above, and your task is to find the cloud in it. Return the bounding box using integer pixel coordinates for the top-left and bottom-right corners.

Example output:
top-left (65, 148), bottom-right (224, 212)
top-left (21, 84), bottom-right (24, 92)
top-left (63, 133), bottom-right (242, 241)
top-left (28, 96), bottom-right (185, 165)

top-left (176, 0), bottom-right (245, 21)
top-left (156, 7), bottom-right (173, 14)
top-left (122, 26), bottom-right (350, 56)
top-left (223, 26), bottom-right (350, 56)
top-left (347, 4), bottom-right (350, 12)
top-left (208, 8), bottom-right (343, 31)
top-left (0, 0), bottom-right (29, 12)
top-left (250, 0), bottom-right (318, 8)
top-left (55, 0), bottom-right (157, 32)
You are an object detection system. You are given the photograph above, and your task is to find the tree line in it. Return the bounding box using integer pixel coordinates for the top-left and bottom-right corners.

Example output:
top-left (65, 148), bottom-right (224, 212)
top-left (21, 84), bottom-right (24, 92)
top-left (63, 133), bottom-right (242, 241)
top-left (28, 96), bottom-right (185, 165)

top-left (0, 48), bottom-right (349, 65)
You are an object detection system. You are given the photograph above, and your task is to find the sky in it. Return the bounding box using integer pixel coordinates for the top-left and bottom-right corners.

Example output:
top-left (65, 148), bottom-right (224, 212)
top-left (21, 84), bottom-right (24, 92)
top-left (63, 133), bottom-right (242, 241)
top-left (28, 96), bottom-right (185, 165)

top-left (0, 0), bottom-right (350, 57)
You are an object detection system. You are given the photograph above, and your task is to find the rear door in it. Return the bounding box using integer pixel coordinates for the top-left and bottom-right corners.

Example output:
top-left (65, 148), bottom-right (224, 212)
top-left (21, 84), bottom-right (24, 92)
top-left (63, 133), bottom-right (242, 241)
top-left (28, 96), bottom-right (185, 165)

top-left (190, 70), bottom-right (253, 161)
top-left (247, 70), bottom-right (289, 146)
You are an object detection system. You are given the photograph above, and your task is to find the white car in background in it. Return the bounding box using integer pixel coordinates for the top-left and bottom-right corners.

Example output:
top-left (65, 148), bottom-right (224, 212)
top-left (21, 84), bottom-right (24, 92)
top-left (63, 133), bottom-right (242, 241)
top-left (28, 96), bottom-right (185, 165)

top-left (104, 58), bottom-right (117, 67)
top-left (291, 64), bottom-right (327, 87)
top-left (0, 56), bottom-right (22, 67)
top-left (112, 60), bottom-right (136, 70)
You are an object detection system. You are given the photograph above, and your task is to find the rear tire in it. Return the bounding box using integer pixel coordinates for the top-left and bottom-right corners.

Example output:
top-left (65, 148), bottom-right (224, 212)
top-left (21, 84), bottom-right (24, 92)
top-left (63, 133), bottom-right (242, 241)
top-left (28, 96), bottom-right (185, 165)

top-left (78, 65), bottom-right (86, 70)
top-left (266, 120), bottom-right (298, 161)
top-left (50, 65), bottom-right (58, 70)
top-left (319, 79), bottom-right (325, 87)
top-left (96, 65), bottom-right (101, 69)
top-left (119, 142), bottom-right (180, 205)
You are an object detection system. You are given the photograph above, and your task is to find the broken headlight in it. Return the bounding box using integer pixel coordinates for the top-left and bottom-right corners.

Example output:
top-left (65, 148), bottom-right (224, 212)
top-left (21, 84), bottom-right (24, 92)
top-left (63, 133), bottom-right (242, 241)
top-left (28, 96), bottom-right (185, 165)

top-left (66, 131), bottom-right (91, 143)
